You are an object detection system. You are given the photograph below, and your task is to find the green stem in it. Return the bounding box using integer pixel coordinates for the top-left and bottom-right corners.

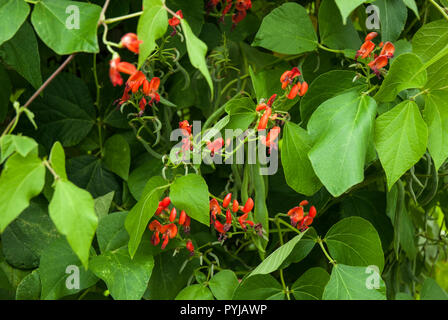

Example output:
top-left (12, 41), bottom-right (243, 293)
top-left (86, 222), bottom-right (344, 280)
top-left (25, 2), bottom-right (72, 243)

top-left (429, 0), bottom-right (448, 22)
top-left (317, 237), bottom-right (336, 265)
top-left (317, 43), bottom-right (344, 54)
top-left (104, 11), bottom-right (143, 24)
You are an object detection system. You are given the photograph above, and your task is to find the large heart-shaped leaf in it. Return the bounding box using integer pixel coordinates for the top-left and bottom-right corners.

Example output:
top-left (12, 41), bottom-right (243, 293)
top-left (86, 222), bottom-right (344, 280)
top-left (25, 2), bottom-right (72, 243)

top-left (307, 91), bottom-right (377, 197)
top-left (325, 217), bottom-right (385, 271)
top-left (292, 267), bottom-right (330, 300)
top-left (208, 270), bottom-right (239, 300)
top-left (175, 284), bottom-right (214, 300)
top-left (0, 0), bottom-right (30, 46)
top-left (31, 0), bottom-right (101, 54)
top-left (169, 174), bottom-right (210, 226)
top-left (375, 0), bottom-right (408, 42)
top-left (374, 100), bottom-right (428, 190)
top-left (232, 274), bottom-right (285, 300)
top-left (323, 264), bottom-right (387, 300)
top-left (252, 3), bottom-right (317, 55)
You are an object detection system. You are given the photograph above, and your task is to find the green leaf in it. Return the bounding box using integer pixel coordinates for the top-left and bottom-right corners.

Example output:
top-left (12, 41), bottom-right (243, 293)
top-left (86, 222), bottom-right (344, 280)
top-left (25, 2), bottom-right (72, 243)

top-left (300, 70), bottom-right (366, 125)
top-left (125, 176), bottom-right (168, 258)
top-left (252, 3), bottom-right (317, 55)
top-left (145, 250), bottom-right (200, 299)
top-left (49, 141), bottom-right (68, 180)
top-left (67, 155), bottom-right (120, 198)
top-left (233, 274), bottom-right (285, 300)
top-left (0, 153), bottom-right (45, 232)
top-left (175, 284), bottom-right (214, 300)
top-left (282, 122), bottom-right (322, 196)
top-left (2, 201), bottom-right (60, 269)
top-left (374, 53), bottom-right (427, 102)
top-left (374, 100), bottom-right (428, 190)
top-left (0, 134), bottom-right (38, 163)
top-left (170, 174), bottom-right (210, 226)
top-left (40, 238), bottom-right (98, 300)
top-left (341, 191), bottom-right (393, 250)
top-left (31, 0), bottom-right (101, 54)
top-left (0, 65), bottom-right (11, 122)
top-left (334, 0), bottom-right (366, 24)
top-left (0, 21), bottom-right (42, 89)
top-left (181, 19), bottom-right (213, 96)
top-left (323, 264), bottom-right (387, 300)
top-left (375, 0), bottom-right (408, 42)
top-left (90, 246), bottom-right (155, 300)
top-left (308, 91), bottom-right (377, 197)
top-left (423, 91), bottom-right (448, 171)
top-left (208, 270), bottom-right (239, 300)
top-left (420, 278), bottom-right (448, 300)
top-left (0, 0), bottom-right (30, 46)
top-left (325, 216), bottom-right (385, 272)
top-left (128, 157), bottom-right (164, 201)
top-left (32, 73), bottom-right (96, 148)
top-left (251, 229), bottom-right (311, 276)
top-left (137, 0), bottom-right (168, 67)
top-left (402, 0), bottom-right (420, 19)
top-left (94, 191), bottom-right (115, 220)
top-left (412, 20), bottom-right (448, 65)
top-left (292, 267), bottom-right (330, 300)
top-left (16, 270), bottom-right (41, 300)
top-left (49, 179), bottom-right (98, 268)
top-left (319, 0), bottom-right (361, 50)
top-left (103, 135), bottom-right (131, 181)
top-left (280, 227), bottom-right (318, 269)
top-left (224, 97), bottom-right (257, 131)
top-left (97, 211), bottom-right (129, 253)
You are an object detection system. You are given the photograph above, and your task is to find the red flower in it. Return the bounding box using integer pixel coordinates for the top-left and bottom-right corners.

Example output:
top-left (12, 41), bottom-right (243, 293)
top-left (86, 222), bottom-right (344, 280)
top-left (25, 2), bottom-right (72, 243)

top-left (207, 138), bottom-right (224, 156)
top-left (169, 207), bottom-right (177, 222)
top-left (267, 94), bottom-right (277, 108)
top-left (224, 209), bottom-right (232, 231)
top-left (257, 107), bottom-right (272, 130)
top-left (169, 10), bottom-right (183, 27)
top-left (238, 212), bottom-right (254, 230)
top-left (221, 0), bottom-right (233, 21)
top-left (232, 9), bottom-right (247, 27)
top-left (143, 77), bottom-right (161, 106)
top-left (120, 33), bottom-right (142, 54)
top-left (256, 103), bottom-right (267, 112)
top-left (109, 56), bottom-right (137, 86)
top-left (287, 206), bottom-right (304, 227)
top-left (160, 197), bottom-right (171, 208)
top-left (355, 40), bottom-right (375, 60)
top-left (235, 0), bottom-right (252, 11)
top-left (309, 206), bottom-right (317, 218)
top-left (179, 120), bottom-right (192, 135)
top-left (365, 32), bottom-right (378, 41)
top-left (299, 81), bottom-right (308, 97)
top-left (160, 223), bottom-right (178, 249)
top-left (223, 193), bottom-right (232, 208)
top-left (380, 41), bottom-right (395, 58)
top-left (280, 67), bottom-right (301, 89)
top-left (127, 71), bottom-right (147, 93)
top-left (214, 219), bottom-right (226, 234)
top-left (368, 55), bottom-right (389, 78)
top-left (179, 210), bottom-right (187, 225)
top-left (186, 240), bottom-right (194, 256)
top-left (242, 198), bottom-right (254, 213)
top-left (210, 198), bottom-right (222, 220)
top-left (288, 83), bottom-right (301, 99)
top-left (183, 215), bottom-right (191, 233)
top-left (261, 126), bottom-right (281, 153)
top-left (232, 200), bottom-right (239, 213)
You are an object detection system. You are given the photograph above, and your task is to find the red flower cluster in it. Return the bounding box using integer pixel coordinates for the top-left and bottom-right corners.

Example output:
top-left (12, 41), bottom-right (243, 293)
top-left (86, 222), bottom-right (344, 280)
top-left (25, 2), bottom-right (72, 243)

top-left (149, 196), bottom-right (193, 254)
top-left (168, 10), bottom-right (183, 36)
top-left (207, 138), bottom-right (224, 157)
top-left (280, 67), bottom-right (308, 99)
top-left (287, 200), bottom-right (317, 232)
top-left (206, 0), bottom-right (252, 28)
top-left (256, 94), bottom-right (277, 131)
top-left (210, 194), bottom-right (261, 240)
top-left (355, 32), bottom-right (395, 78)
top-left (118, 72), bottom-right (161, 113)
top-left (109, 55), bottom-right (137, 87)
top-left (260, 126), bottom-right (280, 154)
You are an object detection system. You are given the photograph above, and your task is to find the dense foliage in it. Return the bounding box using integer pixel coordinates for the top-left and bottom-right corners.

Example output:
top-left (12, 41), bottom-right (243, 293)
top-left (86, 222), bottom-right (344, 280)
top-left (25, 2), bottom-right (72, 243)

top-left (0, 0), bottom-right (448, 300)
